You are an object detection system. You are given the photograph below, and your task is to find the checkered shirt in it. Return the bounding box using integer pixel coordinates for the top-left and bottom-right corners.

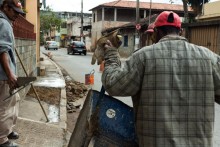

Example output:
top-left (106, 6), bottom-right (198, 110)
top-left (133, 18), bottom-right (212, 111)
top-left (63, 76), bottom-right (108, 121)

top-left (102, 35), bottom-right (220, 147)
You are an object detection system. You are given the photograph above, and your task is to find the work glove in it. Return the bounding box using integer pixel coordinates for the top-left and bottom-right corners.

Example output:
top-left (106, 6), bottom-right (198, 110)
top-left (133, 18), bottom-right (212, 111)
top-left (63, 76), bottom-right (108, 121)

top-left (91, 29), bottom-right (122, 65)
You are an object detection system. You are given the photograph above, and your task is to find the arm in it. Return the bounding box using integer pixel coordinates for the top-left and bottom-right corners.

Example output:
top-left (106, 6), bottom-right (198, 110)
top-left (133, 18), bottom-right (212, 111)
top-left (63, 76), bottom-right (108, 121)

top-left (212, 54), bottom-right (220, 105)
top-left (101, 43), bottom-right (145, 96)
top-left (0, 52), bottom-right (17, 89)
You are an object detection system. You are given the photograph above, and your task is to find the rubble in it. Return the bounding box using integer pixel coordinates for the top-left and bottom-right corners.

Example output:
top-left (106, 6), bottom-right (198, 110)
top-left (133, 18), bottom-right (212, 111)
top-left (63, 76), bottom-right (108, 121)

top-left (64, 76), bottom-right (89, 113)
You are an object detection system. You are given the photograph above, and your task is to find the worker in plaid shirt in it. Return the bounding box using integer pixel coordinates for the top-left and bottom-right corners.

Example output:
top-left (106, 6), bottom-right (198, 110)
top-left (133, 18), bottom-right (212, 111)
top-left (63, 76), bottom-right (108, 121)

top-left (101, 11), bottom-right (220, 147)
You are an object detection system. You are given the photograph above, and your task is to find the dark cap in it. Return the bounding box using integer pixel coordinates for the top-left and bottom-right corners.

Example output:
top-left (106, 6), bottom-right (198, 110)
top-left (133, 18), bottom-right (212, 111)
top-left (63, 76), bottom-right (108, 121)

top-left (5, 0), bottom-right (25, 14)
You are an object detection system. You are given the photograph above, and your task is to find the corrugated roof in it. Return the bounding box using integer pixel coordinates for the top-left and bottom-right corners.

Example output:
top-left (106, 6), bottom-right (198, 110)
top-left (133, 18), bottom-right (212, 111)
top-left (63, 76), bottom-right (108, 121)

top-left (90, 0), bottom-right (192, 12)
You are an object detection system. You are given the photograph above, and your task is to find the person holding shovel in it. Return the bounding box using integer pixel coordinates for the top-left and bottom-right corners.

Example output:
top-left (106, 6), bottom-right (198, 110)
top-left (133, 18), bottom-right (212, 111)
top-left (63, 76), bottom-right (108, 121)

top-left (98, 11), bottom-right (220, 147)
top-left (0, 0), bottom-right (24, 146)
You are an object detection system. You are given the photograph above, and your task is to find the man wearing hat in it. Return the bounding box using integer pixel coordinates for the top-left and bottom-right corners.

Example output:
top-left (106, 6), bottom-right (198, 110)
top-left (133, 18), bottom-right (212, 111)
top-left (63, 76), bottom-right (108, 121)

top-left (0, 0), bottom-right (24, 146)
top-left (101, 11), bottom-right (220, 147)
top-left (145, 22), bottom-right (155, 45)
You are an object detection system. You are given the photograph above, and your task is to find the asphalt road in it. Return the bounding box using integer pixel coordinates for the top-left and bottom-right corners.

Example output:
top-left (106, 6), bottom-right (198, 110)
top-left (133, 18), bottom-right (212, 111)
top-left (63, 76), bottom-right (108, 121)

top-left (40, 47), bottom-right (133, 106)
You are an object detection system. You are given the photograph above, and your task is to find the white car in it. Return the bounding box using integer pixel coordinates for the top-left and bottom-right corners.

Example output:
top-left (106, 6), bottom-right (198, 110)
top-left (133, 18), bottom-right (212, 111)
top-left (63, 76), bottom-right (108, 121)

top-left (45, 41), bottom-right (58, 50)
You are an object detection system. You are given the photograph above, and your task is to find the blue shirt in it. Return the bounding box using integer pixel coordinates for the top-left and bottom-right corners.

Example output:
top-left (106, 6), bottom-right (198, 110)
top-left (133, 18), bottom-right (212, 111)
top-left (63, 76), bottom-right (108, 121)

top-left (0, 10), bottom-right (16, 80)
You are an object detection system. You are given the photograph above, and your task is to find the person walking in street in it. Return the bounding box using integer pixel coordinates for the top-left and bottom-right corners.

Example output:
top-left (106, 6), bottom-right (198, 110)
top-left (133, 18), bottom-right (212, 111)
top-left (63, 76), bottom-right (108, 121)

top-left (145, 22), bottom-right (155, 45)
top-left (0, 0), bottom-right (24, 146)
top-left (101, 11), bottom-right (220, 147)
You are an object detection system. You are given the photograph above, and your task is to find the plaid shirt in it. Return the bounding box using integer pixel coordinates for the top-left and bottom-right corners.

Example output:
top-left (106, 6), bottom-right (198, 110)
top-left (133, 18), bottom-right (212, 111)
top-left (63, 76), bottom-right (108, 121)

top-left (102, 35), bottom-right (220, 147)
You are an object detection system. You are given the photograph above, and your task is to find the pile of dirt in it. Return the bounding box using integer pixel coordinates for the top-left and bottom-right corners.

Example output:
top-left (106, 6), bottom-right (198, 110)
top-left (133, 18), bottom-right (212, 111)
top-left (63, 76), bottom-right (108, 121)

top-left (27, 87), bottom-right (61, 105)
top-left (65, 77), bottom-right (88, 112)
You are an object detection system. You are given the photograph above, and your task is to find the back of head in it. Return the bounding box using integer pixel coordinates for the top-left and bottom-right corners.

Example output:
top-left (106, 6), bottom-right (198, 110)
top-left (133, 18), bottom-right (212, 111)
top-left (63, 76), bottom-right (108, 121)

top-left (154, 11), bottom-right (181, 42)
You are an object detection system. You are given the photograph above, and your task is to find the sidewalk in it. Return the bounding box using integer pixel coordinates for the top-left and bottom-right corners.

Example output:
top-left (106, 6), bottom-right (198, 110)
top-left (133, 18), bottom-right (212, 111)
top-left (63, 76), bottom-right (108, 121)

top-left (14, 52), bottom-right (67, 147)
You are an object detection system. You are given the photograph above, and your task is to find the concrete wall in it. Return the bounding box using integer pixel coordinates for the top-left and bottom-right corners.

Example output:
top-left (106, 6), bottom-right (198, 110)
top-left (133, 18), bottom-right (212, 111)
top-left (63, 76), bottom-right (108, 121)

top-left (197, 1), bottom-right (220, 20)
top-left (91, 20), bottom-right (128, 51)
top-left (15, 38), bottom-right (37, 99)
top-left (119, 30), bottom-right (135, 58)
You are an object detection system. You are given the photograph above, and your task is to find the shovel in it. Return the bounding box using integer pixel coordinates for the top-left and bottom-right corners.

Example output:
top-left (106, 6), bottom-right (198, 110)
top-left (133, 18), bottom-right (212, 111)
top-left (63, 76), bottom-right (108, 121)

top-left (4, 77), bottom-right (36, 101)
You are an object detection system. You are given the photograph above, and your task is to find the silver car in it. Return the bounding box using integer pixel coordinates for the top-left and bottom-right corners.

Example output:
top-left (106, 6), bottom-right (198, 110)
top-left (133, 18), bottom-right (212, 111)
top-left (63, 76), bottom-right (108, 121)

top-left (45, 41), bottom-right (58, 50)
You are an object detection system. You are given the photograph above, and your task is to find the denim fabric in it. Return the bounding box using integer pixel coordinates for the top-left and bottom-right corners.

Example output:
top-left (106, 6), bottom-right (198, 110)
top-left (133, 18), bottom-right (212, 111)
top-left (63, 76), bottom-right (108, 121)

top-left (0, 11), bottom-right (16, 80)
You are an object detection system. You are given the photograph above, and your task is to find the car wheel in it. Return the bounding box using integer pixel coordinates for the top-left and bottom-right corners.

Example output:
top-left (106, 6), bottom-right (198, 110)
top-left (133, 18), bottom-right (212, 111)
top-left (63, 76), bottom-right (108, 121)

top-left (84, 52), bottom-right (87, 56)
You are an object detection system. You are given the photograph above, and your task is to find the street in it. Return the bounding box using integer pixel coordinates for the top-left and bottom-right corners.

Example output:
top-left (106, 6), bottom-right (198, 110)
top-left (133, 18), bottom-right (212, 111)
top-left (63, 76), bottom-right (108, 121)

top-left (40, 47), bottom-right (220, 146)
top-left (40, 47), bottom-right (133, 106)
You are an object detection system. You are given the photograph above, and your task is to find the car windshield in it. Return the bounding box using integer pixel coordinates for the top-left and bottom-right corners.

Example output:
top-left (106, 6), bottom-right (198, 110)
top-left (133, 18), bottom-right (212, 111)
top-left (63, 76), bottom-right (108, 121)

top-left (73, 42), bottom-right (85, 46)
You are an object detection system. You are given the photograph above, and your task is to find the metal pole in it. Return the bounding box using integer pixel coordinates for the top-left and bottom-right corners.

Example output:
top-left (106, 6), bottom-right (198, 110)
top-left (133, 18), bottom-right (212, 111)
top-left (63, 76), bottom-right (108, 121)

top-left (202, 0), bottom-right (205, 15)
top-left (135, 0), bottom-right (140, 50)
top-left (15, 48), bottom-right (49, 122)
top-left (81, 0), bottom-right (84, 42)
top-left (148, 0), bottom-right (152, 25)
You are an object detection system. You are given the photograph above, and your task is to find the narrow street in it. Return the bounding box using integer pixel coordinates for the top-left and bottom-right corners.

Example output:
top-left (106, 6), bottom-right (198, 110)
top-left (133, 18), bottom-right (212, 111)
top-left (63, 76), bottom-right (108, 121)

top-left (40, 47), bottom-right (133, 106)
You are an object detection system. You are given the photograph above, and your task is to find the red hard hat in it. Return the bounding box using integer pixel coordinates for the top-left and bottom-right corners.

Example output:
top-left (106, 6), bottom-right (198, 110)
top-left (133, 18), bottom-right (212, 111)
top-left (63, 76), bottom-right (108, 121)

top-left (154, 11), bottom-right (181, 28)
top-left (146, 23), bottom-right (155, 33)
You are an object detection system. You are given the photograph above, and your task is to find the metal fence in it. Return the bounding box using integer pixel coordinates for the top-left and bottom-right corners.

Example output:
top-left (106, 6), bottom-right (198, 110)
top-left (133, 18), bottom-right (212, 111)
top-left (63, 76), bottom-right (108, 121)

top-left (13, 15), bottom-right (36, 40)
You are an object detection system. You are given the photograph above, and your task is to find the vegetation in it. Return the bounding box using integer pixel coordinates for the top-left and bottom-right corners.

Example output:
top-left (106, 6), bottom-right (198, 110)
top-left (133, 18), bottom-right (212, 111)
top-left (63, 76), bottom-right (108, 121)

top-left (40, 6), bottom-right (62, 41)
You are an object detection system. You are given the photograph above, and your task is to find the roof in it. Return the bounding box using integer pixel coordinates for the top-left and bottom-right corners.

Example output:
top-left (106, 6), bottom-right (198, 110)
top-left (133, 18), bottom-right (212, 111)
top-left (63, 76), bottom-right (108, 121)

top-left (90, 0), bottom-right (192, 12)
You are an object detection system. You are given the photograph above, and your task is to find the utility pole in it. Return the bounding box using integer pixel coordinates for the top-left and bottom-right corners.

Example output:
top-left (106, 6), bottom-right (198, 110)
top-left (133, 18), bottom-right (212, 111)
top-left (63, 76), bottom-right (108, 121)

top-left (148, 0), bottom-right (152, 25)
top-left (135, 0), bottom-right (140, 50)
top-left (81, 0), bottom-right (84, 42)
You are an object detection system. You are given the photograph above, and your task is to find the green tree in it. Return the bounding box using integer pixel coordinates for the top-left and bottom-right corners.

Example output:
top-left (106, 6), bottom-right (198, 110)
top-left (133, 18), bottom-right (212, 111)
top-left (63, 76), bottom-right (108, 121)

top-left (40, 7), bottom-right (62, 41)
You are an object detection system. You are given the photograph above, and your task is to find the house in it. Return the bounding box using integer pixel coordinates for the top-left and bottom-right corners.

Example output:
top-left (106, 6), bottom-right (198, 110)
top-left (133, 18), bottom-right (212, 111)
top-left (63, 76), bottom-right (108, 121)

top-left (90, 0), bottom-right (193, 57)
top-left (182, 0), bottom-right (220, 54)
top-left (196, 0), bottom-right (220, 21)
top-left (58, 12), bottom-right (92, 49)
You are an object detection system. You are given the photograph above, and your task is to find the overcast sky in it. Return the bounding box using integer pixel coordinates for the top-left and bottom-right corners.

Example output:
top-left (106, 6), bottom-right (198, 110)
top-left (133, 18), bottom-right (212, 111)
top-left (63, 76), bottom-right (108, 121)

top-left (44, 0), bottom-right (218, 13)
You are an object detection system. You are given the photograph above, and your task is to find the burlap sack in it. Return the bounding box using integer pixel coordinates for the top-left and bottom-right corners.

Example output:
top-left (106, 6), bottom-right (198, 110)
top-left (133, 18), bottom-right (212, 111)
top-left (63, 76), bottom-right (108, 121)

top-left (96, 29), bottom-right (122, 48)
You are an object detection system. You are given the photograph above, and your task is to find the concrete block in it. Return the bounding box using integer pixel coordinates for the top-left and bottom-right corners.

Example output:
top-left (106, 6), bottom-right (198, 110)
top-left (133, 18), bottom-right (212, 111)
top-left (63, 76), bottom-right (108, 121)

top-left (40, 66), bottom-right (46, 76)
top-left (40, 57), bottom-right (44, 61)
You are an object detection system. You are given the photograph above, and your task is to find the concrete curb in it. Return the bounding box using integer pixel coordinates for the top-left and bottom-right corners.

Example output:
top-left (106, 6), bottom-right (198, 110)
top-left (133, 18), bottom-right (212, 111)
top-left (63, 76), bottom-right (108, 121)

top-left (42, 53), bottom-right (67, 130)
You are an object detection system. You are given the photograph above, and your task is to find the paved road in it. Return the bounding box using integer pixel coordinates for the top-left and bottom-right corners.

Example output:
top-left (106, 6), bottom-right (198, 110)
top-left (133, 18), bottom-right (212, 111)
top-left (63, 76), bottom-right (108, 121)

top-left (41, 47), bottom-right (133, 106)
top-left (41, 47), bottom-right (220, 146)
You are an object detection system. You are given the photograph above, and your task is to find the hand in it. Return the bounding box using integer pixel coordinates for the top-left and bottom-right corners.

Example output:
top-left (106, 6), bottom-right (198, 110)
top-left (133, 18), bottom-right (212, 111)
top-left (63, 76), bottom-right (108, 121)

top-left (91, 46), bottom-right (105, 65)
top-left (7, 73), bottom-right (18, 90)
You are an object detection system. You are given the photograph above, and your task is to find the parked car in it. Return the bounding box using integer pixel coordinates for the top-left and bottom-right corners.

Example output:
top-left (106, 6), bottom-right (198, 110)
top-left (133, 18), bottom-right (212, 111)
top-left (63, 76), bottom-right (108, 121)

top-left (45, 41), bottom-right (58, 50)
top-left (67, 41), bottom-right (87, 55)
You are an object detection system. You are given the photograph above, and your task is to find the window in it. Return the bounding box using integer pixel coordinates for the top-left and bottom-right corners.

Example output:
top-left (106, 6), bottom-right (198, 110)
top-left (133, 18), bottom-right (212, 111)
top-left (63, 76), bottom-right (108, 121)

top-left (93, 13), bottom-right (96, 22)
top-left (123, 35), bottom-right (128, 47)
